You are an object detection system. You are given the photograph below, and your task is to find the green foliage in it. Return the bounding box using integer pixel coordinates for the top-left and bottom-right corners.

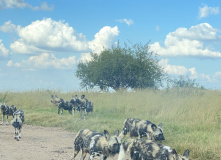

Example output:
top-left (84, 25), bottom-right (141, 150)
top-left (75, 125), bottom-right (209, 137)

top-left (76, 42), bottom-right (165, 91)
top-left (172, 75), bottom-right (203, 89)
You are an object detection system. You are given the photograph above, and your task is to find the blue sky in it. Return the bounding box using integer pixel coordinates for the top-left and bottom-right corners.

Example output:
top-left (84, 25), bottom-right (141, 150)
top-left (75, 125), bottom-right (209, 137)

top-left (0, 0), bottom-right (221, 91)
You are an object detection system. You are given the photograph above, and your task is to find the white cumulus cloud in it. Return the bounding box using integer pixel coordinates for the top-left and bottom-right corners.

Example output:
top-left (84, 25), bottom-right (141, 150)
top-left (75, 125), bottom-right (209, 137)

top-left (199, 4), bottom-right (220, 18)
top-left (88, 26), bottom-right (119, 54)
top-left (117, 19), bottom-right (134, 26)
top-left (4, 19), bottom-right (120, 68)
top-left (150, 23), bottom-right (221, 58)
top-left (0, 0), bottom-right (53, 10)
top-left (159, 59), bottom-right (211, 81)
top-left (10, 18), bottom-right (89, 54)
top-left (79, 26), bottom-right (119, 62)
top-left (0, 21), bottom-right (21, 33)
top-left (0, 39), bottom-right (9, 57)
top-left (7, 53), bottom-right (76, 69)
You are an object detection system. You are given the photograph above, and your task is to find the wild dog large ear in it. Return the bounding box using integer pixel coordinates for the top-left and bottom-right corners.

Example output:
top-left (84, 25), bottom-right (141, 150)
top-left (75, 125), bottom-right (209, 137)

top-left (151, 124), bottom-right (157, 131)
top-left (51, 95), bottom-right (54, 98)
top-left (158, 123), bottom-right (162, 128)
top-left (183, 149), bottom-right (190, 158)
top-left (104, 130), bottom-right (110, 141)
top-left (81, 95), bottom-right (85, 99)
top-left (172, 149), bottom-right (177, 155)
top-left (114, 130), bottom-right (120, 136)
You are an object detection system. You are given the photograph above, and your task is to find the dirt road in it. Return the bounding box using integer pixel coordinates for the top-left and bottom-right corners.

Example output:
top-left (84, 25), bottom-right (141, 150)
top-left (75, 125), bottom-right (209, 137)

top-left (0, 124), bottom-right (129, 160)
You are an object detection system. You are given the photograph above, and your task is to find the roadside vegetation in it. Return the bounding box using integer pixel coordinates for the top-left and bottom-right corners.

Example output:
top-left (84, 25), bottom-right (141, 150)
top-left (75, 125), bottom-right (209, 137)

top-left (0, 88), bottom-right (220, 159)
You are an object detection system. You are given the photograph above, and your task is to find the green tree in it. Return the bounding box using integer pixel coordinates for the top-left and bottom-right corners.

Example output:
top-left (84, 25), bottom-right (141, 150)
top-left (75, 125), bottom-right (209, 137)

top-left (172, 75), bottom-right (202, 88)
top-left (76, 42), bottom-right (165, 91)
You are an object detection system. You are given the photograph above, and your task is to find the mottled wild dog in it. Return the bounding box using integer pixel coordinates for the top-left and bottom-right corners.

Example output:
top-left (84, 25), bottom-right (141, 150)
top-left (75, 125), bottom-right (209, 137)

top-left (1, 103), bottom-right (17, 125)
top-left (11, 109), bottom-right (24, 141)
top-left (75, 95), bottom-right (93, 119)
top-left (120, 118), bottom-right (165, 142)
top-left (70, 95), bottom-right (80, 115)
top-left (58, 99), bottom-right (74, 115)
top-left (85, 99), bottom-right (93, 116)
top-left (118, 139), bottom-right (190, 160)
top-left (72, 129), bottom-right (121, 160)
top-left (50, 95), bottom-right (63, 106)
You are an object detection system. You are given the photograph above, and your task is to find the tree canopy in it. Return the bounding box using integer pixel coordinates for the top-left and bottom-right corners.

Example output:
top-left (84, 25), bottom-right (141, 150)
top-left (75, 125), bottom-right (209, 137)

top-left (76, 42), bottom-right (166, 91)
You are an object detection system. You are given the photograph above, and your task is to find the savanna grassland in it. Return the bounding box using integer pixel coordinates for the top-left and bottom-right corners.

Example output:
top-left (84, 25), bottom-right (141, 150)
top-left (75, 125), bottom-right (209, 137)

top-left (0, 88), bottom-right (220, 160)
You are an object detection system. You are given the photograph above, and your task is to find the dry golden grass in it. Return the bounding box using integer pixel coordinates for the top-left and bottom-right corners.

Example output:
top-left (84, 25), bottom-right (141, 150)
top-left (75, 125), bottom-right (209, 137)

top-left (0, 88), bottom-right (220, 159)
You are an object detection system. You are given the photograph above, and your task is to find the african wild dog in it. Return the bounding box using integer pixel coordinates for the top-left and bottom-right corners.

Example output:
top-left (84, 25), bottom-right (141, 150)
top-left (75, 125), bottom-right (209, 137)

top-left (75, 95), bottom-right (93, 119)
top-left (72, 128), bottom-right (121, 160)
top-left (11, 109), bottom-right (24, 141)
top-left (70, 95), bottom-right (80, 115)
top-left (118, 139), bottom-right (190, 160)
top-left (58, 99), bottom-right (74, 115)
top-left (119, 118), bottom-right (165, 142)
top-left (51, 95), bottom-right (63, 106)
top-left (1, 103), bottom-right (17, 125)
top-left (85, 99), bottom-right (93, 116)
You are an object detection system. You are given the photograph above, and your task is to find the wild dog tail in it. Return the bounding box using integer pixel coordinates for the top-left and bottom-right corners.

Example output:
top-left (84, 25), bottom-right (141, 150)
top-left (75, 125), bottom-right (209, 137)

top-left (72, 129), bottom-right (84, 159)
top-left (118, 139), bottom-right (134, 160)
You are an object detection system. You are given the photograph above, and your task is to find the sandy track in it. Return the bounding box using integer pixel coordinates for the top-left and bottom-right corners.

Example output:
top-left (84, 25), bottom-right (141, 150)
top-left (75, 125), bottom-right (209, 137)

top-left (0, 124), bottom-right (129, 160)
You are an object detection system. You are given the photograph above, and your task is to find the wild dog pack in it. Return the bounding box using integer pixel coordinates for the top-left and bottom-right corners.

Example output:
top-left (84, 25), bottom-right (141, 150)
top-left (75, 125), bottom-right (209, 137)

top-left (72, 128), bottom-right (121, 160)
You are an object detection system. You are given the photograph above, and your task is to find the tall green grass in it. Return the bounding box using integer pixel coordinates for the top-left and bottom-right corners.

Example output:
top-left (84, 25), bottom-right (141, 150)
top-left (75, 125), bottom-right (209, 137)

top-left (0, 88), bottom-right (220, 159)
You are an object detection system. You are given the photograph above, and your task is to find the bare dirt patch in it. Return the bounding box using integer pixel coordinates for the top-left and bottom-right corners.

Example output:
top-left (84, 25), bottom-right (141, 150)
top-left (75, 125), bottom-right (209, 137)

top-left (0, 124), bottom-right (129, 160)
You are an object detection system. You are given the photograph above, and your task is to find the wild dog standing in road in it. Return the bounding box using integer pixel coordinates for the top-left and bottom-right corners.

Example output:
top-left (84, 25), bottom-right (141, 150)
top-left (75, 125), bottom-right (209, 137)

top-left (1, 103), bottom-right (17, 125)
top-left (120, 118), bottom-right (165, 142)
top-left (118, 139), bottom-right (190, 160)
top-left (72, 129), bottom-right (121, 160)
top-left (11, 109), bottom-right (24, 141)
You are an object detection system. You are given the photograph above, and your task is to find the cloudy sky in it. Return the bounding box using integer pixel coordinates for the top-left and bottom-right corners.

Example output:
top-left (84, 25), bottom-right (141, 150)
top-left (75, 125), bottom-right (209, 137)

top-left (0, 0), bottom-right (221, 91)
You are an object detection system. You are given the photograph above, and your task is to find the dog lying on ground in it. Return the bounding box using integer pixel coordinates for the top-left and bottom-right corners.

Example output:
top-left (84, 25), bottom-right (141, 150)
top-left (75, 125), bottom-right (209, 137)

top-left (1, 103), bottom-right (17, 125)
top-left (118, 138), bottom-right (190, 160)
top-left (11, 109), bottom-right (24, 141)
top-left (119, 118), bottom-right (165, 142)
top-left (72, 128), bottom-right (121, 160)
